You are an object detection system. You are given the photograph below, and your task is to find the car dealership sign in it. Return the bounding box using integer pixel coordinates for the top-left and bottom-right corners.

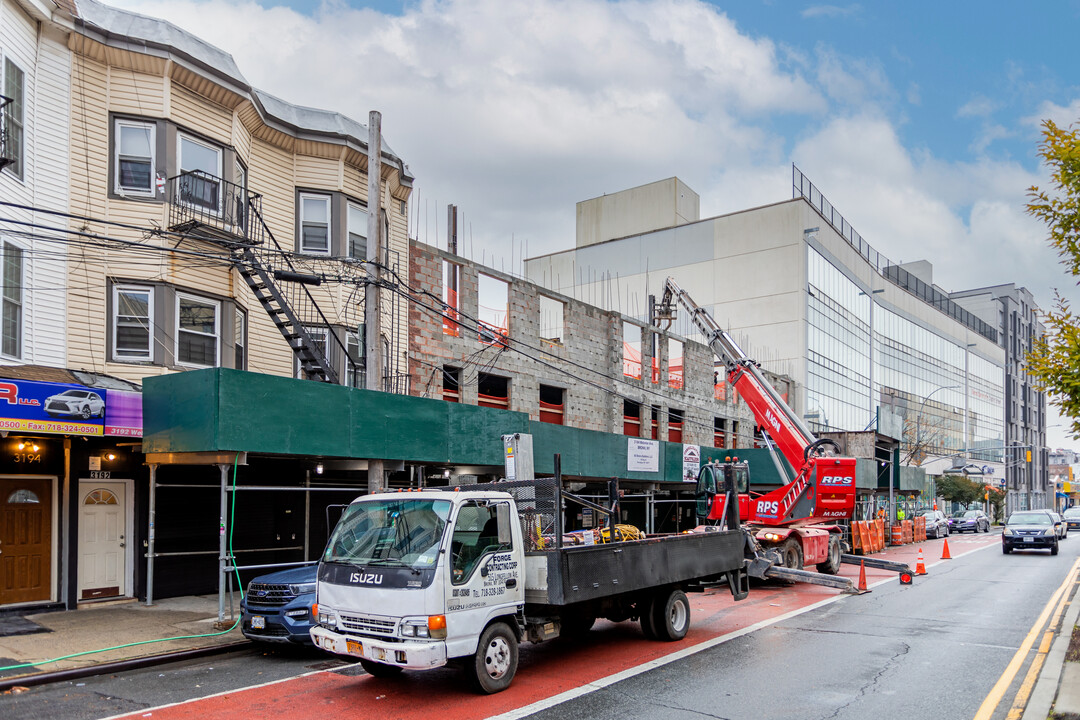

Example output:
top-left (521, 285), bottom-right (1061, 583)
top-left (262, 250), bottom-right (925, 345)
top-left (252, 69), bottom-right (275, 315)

top-left (0, 379), bottom-right (142, 437)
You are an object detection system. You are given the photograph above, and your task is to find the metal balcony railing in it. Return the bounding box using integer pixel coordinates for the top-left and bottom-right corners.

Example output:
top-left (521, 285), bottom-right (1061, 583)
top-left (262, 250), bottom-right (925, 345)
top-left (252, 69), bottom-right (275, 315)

top-left (167, 170), bottom-right (265, 245)
top-left (0, 95), bottom-right (13, 173)
top-left (792, 164), bottom-right (998, 344)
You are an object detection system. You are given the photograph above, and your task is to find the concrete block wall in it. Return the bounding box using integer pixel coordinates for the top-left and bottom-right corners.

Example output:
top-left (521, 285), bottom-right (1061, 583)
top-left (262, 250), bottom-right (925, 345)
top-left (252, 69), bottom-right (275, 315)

top-left (410, 240), bottom-right (759, 442)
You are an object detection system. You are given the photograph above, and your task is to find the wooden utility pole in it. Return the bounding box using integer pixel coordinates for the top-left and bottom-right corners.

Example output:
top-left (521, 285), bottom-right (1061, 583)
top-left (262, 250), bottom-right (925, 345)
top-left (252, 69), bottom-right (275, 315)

top-left (366, 110), bottom-right (385, 494)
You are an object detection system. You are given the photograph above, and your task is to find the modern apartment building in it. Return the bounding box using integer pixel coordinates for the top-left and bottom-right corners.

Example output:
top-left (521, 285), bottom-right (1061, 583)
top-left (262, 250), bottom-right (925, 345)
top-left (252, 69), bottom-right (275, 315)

top-left (524, 171), bottom-right (1009, 488)
top-left (951, 284), bottom-right (1048, 513)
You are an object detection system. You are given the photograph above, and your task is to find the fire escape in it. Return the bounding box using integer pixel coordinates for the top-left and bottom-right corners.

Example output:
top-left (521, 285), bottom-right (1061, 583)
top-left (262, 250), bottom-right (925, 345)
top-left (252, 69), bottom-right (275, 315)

top-left (165, 170), bottom-right (358, 385)
top-left (0, 95), bottom-right (14, 173)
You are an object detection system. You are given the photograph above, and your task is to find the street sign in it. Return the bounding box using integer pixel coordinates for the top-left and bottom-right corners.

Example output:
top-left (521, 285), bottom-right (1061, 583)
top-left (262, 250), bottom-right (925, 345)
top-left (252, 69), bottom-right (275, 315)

top-left (999, 479), bottom-right (1006, 487)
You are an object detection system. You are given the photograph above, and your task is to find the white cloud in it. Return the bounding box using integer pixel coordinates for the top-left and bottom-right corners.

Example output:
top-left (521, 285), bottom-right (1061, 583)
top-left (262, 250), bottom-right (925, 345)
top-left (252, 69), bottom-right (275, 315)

top-left (105, 0), bottom-right (1077, 315)
top-left (957, 95), bottom-right (998, 118)
top-left (1025, 99), bottom-right (1080, 129)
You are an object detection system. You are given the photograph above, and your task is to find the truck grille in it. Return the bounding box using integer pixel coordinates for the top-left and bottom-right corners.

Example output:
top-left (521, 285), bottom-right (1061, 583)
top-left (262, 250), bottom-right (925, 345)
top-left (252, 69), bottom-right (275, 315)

top-left (338, 612), bottom-right (397, 637)
top-left (246, 582), bottom-right (294, 607)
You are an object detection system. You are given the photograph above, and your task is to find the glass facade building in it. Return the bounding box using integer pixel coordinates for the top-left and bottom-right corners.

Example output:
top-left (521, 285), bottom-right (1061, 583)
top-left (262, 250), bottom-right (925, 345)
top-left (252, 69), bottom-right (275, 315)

top-left (807, 247), bottom-right (1004, 462)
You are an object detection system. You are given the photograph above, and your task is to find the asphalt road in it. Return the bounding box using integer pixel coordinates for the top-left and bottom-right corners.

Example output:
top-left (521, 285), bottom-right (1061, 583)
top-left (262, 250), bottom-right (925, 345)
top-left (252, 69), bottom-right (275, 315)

top-left (508, 531), bottom-right (1080, 720)
top-left (2, 530), bottom-right (1074, 720)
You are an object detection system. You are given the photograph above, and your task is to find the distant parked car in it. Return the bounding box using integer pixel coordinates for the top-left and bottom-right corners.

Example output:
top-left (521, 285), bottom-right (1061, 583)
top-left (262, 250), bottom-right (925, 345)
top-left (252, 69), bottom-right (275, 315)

top-left (953, 509), bottom-right (990, 533)
top-left (1002, 511), bottom-right (1059, 555)
top-left (45, 389), bottom-right (105, 419)
top-left (1042, 510), bottom-right (1067, 540)
top-left (918, 509), bottom-right (950, 539)
top-left (241, 565), bottom-right (317, 645)
top-left (1063, 507), bottom-right (1080, 531)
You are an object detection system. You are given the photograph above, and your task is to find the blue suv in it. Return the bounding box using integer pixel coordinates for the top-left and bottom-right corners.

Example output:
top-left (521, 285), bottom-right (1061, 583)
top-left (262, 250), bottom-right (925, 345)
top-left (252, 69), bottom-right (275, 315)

top-left (241, 565), bottom-right (317, 644)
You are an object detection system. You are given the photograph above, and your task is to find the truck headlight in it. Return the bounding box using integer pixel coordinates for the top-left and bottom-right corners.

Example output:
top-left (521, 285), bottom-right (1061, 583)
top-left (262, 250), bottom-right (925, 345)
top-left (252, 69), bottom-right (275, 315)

top-left (317, 606), bottom-right (339, 628)
top-left (400, 616), bottom-right (446, 640)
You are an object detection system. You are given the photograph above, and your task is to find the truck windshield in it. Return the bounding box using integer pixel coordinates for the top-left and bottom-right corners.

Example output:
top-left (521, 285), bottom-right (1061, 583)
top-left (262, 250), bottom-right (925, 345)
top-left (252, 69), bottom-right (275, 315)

top-left (324, 498), bottom-right (452, 570)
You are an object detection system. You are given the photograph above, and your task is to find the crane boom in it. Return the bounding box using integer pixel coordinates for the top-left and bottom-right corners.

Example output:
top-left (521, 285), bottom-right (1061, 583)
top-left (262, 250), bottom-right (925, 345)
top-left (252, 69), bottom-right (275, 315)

top-left (654, 277), bottom-right (855, 527)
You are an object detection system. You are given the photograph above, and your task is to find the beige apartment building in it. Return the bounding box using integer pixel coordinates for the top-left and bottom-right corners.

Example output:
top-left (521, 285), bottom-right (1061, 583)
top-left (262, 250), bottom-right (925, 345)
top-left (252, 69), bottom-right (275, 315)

top-left (65, 0), bottom-right (414, 388)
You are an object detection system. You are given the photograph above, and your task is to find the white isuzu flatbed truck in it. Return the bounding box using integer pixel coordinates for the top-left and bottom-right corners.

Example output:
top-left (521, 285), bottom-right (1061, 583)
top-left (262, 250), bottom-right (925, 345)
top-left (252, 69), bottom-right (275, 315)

top-left (310, 472), bottom-right (748, 693)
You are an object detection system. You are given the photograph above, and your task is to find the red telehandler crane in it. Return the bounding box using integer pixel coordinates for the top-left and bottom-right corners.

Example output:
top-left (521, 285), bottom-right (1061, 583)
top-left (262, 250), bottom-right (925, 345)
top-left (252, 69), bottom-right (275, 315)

top-left (654, 277), bottom-right (857, 574)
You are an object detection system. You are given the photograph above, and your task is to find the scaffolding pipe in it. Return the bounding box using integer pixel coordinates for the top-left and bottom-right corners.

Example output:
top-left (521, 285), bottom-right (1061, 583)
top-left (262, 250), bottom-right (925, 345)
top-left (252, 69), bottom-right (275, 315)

top-left (146, 464), bottom-right (157, 606)
top-left (218, 463), bottom-right (229, 623)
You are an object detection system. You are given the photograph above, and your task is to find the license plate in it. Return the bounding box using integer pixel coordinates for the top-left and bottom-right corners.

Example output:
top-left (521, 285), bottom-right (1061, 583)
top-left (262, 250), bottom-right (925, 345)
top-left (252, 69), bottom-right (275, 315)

top-left (251, 616), bottom-right (266, 629)
top-left (347, 639), bottom-right (364, 656)
top-left (1024, 537), bottom-right (1034, 542)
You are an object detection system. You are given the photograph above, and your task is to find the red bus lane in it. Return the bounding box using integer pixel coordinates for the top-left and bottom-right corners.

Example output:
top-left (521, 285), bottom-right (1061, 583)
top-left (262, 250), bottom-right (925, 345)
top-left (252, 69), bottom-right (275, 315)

top-left (115, 533), bottom-right (998, 720)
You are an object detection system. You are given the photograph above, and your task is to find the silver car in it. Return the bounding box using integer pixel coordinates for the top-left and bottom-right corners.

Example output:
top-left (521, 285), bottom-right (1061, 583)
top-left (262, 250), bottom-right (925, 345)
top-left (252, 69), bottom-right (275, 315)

top-left (44, 389), bottom-right (106, 419)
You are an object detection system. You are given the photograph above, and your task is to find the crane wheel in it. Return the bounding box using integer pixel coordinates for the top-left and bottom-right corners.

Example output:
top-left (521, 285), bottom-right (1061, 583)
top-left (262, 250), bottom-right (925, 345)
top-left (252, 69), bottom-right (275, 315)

top-left (780, 538), bottom-right (803, 570)
top-left (816, 534), bottom-right (842, 575)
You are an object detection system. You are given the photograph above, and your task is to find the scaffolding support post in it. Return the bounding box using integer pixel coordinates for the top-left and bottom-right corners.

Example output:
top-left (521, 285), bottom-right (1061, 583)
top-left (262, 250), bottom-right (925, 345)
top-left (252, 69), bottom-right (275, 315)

top-left (218, 463), bottom-right (229, 624)
top-left (146, 463), bottom-right (157, 606)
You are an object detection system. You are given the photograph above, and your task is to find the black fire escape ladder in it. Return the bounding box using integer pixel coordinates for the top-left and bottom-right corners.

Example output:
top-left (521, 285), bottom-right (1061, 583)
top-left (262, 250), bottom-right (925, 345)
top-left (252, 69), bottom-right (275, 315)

top-left (237, 201), bottom-right (359, 385)
top-left (166, 170), bottom-right (360, 385)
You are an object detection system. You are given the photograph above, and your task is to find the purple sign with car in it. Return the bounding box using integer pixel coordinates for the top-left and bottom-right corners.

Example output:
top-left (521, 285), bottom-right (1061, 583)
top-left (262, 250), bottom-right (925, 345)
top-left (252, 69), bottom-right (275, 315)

top-left (0, 378), bottom-right (141, 437)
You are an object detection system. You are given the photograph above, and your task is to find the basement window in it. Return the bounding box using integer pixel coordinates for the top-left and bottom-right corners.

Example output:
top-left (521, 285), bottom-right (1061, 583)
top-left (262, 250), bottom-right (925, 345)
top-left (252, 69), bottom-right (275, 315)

top-left (623, 399), bottom-right (641, 437)
top-left (477, 373), bottom-right (509, 410)
top-left (539, 384), bottom-right (564, 425)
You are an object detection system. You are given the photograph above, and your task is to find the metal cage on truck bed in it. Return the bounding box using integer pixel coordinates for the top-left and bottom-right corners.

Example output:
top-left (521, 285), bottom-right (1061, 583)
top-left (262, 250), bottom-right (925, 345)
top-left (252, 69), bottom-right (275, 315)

top-left (452, 474), bottom-right (747, 607)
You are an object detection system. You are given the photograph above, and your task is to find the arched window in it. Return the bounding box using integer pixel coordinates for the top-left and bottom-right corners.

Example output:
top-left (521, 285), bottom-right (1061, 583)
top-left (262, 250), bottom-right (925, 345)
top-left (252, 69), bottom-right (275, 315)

top-left (6, 489), bottom-right (39, 504)
top-left (84, 489), bottom-right (118, 505)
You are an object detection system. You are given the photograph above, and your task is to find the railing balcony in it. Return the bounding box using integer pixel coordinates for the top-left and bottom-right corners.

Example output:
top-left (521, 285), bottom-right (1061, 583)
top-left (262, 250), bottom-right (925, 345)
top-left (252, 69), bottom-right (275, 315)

top-left (0, 95), bottom-right (13, 172)
top-left (167, 170), bottom-right (264, 245)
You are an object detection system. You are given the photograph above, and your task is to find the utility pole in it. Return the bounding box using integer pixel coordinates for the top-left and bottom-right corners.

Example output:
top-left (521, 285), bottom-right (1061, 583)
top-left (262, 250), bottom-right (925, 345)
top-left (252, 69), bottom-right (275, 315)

top-left (366, 110), bottom-right (385, 494)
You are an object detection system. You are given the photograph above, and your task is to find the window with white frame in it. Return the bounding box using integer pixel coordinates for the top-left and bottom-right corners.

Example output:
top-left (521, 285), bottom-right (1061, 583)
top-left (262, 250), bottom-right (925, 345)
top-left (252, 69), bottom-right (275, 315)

top-left (1, 241), bottom-right (23, 358)
top-left (112, 285), bottom-right (154, 361)
top-left (3, 58), bottom-right (25, 180)
top-left (114, 120), bottom-right (155, 196)
top-left (177, 133), bottom-right (222, 211)
top-left (234, 308), bottom-right (246, 370)
top-left (299, 194), bottom-right (331, 254)
top-left (176, 293), bottom-right (219, 367)
top-left (347, 203), bottom-right (368, 260)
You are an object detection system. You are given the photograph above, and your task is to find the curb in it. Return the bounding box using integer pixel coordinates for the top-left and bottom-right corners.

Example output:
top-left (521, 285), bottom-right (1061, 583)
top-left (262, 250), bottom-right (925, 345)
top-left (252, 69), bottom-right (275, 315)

top-left (1024, 571), bottom-right (1080, 719)
top-left (0, 641), bottom-right (251, 693)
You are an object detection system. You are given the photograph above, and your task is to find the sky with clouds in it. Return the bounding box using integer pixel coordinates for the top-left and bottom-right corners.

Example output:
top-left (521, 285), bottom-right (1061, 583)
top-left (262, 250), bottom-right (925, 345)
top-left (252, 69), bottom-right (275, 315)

top-left (108, 0), bottom-right (1080, 448)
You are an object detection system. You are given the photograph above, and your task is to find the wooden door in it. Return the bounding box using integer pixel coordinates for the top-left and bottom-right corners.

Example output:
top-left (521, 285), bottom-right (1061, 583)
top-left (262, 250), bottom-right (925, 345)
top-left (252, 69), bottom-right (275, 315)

top-left (0, 477), bottom-right (53, 605)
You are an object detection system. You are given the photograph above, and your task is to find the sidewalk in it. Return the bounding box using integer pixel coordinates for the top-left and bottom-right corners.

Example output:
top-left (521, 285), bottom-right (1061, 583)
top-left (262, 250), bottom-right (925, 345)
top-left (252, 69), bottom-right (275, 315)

top-left (1025, 563), bottom-right (1080, 720)
top-left (0, 595), bottom-right (246, 689)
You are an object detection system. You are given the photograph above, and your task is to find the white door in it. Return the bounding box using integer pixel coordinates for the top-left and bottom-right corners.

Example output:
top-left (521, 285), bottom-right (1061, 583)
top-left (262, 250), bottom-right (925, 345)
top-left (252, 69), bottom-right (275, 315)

top-left (79, 481), bottom-right (129, 600)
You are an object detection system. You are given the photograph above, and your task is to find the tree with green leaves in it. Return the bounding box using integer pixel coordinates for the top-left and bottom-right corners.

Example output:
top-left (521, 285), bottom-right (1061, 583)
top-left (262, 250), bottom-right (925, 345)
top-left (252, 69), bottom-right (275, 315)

top-left (1026, 120), bottom-right (1080, 440)
top-left (937, 474), bottom-right (985, 507)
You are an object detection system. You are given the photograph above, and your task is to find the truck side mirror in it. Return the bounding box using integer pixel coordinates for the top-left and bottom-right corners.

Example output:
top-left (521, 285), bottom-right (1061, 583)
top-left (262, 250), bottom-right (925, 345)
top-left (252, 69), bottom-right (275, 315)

top-left (497, 503), bottom-right (513, 545)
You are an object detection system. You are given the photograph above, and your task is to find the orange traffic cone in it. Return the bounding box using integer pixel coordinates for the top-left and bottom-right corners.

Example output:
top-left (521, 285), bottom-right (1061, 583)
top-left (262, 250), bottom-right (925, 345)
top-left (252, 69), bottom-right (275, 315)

top-left (858, 560), bottom-right (868, 592)
top-left (941, 538), bottom-right (952, 560)
top-left (915, 548), bottom-right (927, 575)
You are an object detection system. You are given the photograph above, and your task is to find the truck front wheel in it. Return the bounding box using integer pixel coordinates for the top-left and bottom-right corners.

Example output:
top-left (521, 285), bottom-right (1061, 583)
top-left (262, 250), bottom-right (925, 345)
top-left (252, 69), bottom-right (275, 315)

top-left (780, 538), bottom-right (803, 570)
top-left (652, 589), bottom-right (690, 641)
top-left (467, 622), bottom-right (518, 694)
top-left (816, 534), bottom-right (842, 575)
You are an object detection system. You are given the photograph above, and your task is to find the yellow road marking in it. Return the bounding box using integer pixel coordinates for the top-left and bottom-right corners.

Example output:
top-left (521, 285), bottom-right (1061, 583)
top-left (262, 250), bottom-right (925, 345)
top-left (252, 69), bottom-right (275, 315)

top-left (975, 557), bottom-right (1080, 720)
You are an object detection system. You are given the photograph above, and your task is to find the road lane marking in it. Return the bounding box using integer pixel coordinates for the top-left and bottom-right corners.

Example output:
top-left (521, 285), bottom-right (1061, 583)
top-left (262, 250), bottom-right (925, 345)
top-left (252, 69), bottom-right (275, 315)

top-left (1005, 584), bottom-right (1078, 719)
top-left (973, 556), bottom-right (1080, 720)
